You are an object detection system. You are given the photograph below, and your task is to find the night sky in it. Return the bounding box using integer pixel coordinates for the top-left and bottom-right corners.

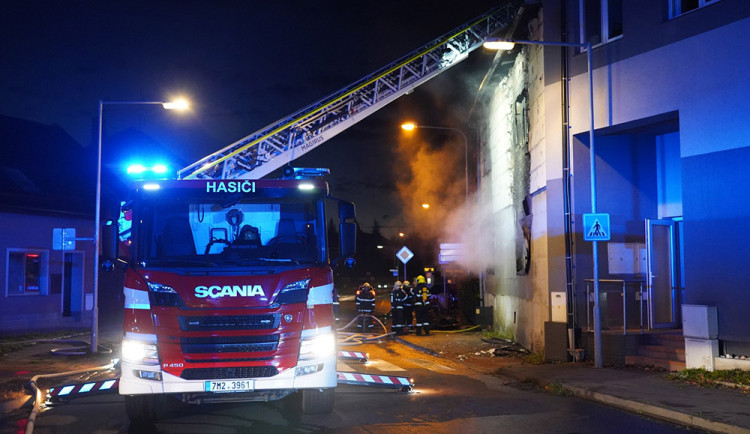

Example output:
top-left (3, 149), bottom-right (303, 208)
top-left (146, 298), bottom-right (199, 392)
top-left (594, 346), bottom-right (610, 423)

top-left (1, 0), bottom-right (503, 237)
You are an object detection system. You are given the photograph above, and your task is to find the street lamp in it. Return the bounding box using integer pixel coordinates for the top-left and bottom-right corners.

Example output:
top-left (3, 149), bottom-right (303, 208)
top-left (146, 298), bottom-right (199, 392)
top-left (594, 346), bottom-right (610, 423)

top-left (92, 98), bottom-right (188, 353)
top-left (401, 122), bottom-right (469, 200)
top-left (484, 37), bottom-right (603, 368)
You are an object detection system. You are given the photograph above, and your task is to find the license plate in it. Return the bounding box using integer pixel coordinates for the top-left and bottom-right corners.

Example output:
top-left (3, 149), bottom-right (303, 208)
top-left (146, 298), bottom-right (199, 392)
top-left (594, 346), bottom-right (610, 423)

top-left (204, 379), bottom-right (254, 393)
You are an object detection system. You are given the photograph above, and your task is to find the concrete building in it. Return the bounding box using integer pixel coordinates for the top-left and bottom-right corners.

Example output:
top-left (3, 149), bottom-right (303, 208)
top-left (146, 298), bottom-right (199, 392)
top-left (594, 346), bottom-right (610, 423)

top-left (479, 0), bottom-right (750, 368)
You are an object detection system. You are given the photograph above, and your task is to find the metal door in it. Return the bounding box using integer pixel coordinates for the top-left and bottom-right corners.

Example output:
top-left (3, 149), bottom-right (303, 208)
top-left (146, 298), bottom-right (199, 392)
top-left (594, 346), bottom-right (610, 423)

top-left (646, 219), bottom-right (677, 328)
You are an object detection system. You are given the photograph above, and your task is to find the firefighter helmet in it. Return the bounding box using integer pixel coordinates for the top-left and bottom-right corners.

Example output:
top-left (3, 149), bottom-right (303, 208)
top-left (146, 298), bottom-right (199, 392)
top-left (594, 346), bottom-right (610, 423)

top-left (416, 275), bottom-right (426, 284)
top-left (394, 281), bottom-right (402, 288)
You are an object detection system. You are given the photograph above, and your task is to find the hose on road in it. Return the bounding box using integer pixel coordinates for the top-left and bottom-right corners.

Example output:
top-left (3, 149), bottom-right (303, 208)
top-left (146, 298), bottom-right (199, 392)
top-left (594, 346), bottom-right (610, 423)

top-left (24, 360), bottom-right (117, 434)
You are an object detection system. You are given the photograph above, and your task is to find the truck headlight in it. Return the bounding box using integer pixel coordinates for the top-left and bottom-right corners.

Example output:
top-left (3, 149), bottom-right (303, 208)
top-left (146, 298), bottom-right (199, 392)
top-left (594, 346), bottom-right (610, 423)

top-left (147, 281), bottom-right (181, 307)
top-left (276, 279), bottom-right (310, 305)
top-left (299, 332), bottom-right (335, 361)
top-left (122, 339), bottom-right (159, 365)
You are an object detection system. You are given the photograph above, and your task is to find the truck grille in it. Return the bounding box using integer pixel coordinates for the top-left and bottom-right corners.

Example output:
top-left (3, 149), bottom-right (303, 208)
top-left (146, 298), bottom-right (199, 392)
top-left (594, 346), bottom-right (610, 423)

top-left (180, 366), bottom-right (279, 380)
top-left (181, 335), bottom-right (279, 354)
top-left (178, 314), bottom-right (280, 331)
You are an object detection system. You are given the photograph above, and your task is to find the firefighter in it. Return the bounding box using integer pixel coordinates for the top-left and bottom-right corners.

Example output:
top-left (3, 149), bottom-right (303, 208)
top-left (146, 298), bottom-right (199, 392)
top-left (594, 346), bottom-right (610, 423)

top-left (413, 275), bottom-right (431, 335)
top-left (402, 280), bottom-right (413, 333)
top-left (390, 281), bottom-right (408, 335)
top-left (355, 282), bottom-right (376, 332)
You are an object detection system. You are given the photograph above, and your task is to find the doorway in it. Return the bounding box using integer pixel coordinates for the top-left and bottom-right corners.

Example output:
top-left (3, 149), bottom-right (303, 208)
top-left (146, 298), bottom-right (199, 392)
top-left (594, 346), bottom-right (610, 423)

top-left (61, 252), bottom-right (85, 319)
top-left (646, 219), bottom-right (678, 328)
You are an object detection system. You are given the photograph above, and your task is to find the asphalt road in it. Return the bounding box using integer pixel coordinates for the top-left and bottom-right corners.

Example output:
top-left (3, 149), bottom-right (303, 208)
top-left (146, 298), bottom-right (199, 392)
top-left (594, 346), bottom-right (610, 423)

top-left (9, 297), bottom-right (693, 434)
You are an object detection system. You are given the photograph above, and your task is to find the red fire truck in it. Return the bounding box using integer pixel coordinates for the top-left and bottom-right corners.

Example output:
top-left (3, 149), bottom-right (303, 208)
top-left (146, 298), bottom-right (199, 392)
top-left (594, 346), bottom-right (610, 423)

top-left (102, 173), bottom-right (355, 423)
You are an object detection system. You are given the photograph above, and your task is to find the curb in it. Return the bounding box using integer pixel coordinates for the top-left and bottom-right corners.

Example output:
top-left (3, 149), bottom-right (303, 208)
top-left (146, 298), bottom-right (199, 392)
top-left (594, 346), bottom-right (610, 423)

top-left (504, 370), bottom-right (750, 434)
top-left (565, 385), bottom-right (750, 434)
top-left (398, 339), bottom-right (750, 434)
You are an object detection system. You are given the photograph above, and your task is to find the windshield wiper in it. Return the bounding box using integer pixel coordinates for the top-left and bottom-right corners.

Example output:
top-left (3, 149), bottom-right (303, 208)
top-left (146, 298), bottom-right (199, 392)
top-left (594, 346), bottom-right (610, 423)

top-left (258, 257), bottom-right (300, 265)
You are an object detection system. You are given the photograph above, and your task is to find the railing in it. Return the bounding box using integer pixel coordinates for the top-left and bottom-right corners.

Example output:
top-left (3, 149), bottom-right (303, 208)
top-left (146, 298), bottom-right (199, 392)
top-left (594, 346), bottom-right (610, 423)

top-left (585, 279), bottom-right (646, 335)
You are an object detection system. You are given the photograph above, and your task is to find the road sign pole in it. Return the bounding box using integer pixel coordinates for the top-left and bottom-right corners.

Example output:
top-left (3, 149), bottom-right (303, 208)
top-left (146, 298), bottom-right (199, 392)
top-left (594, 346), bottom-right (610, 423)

top-left (582, 213), bottom-right (608, 368)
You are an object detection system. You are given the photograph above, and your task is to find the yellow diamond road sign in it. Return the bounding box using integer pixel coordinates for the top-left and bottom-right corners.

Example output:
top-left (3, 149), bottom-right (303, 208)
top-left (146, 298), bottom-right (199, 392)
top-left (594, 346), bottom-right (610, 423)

top-left (396, 246), bottom-right (414, 264)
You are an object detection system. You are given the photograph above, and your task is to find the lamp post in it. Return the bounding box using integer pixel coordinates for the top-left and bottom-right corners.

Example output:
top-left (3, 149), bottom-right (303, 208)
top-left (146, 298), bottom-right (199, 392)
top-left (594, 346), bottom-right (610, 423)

top-left (92, 99), bottom-right (188, 353)
top-left (484, 38), bottom-right (602, 368)
top-left (400, 122), bottom-right (469, 200)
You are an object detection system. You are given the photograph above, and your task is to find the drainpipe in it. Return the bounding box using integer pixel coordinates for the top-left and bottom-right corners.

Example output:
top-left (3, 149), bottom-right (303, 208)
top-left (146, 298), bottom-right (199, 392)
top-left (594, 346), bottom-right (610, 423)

top-left (560, 0), bottom-right (578, 354)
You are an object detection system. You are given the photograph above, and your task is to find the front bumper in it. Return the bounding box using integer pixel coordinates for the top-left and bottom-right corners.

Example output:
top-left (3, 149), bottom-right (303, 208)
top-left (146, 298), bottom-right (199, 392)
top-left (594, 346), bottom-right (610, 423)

top-left (119, 352), bottom-right (337, 397)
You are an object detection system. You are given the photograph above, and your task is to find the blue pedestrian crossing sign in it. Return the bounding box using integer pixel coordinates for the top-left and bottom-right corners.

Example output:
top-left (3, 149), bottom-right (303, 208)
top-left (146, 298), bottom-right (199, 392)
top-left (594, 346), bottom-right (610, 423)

top-left (583, 213), bottom-right (610, 241)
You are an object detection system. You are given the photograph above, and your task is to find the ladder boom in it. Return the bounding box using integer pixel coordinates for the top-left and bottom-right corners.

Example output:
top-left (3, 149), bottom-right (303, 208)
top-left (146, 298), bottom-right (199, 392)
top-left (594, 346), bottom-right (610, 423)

top-left (179, 1), bottom-right (521, 180)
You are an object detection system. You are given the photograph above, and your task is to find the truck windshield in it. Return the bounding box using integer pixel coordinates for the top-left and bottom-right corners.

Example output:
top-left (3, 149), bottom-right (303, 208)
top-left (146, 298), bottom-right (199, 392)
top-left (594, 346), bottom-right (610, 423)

top-left (131, 186), bottom-right (326, 267)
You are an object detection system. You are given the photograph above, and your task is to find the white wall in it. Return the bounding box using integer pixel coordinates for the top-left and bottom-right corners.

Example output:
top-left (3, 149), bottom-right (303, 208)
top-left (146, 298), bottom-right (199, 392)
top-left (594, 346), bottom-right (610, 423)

top-left (483, 14), bottom-right (550, 352)
top-left (567, 17), bottom-right (750, 159)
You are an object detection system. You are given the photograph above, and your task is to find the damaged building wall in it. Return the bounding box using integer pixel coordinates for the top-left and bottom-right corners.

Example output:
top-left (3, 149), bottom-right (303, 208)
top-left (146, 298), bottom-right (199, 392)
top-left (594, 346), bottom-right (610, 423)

top-left (482, 12), bottom-right (550, 352)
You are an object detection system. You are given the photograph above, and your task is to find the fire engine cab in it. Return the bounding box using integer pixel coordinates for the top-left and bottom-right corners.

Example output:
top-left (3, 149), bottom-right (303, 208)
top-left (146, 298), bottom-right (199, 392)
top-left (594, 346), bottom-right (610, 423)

top-left (102, 173), bottom-right (356, 423)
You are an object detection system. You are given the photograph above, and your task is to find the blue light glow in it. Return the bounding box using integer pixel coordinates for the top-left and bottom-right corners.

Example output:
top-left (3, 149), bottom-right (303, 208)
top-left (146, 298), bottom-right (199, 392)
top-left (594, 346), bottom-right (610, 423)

top-left (127, 164), bottom-right (147, 174)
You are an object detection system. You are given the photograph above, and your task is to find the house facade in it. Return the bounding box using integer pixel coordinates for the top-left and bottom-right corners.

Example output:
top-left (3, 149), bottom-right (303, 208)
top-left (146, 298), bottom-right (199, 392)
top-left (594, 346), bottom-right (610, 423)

top-left (0, 116), bottom-right (97, 332)
top-left (480, 0), bottom-right (750, 366)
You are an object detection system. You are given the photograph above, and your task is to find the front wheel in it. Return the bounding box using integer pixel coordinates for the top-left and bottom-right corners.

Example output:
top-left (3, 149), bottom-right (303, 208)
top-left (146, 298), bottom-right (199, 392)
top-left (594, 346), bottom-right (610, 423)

top-left (124, 394), bottom-right (165, 425)
top-left (301, 388), bottom-right (334, 414)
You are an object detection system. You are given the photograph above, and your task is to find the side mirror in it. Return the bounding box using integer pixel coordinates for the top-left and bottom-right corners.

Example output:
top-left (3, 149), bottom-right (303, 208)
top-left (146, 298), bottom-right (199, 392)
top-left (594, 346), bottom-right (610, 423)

top-left (101, 220), bottom-right (118, 270)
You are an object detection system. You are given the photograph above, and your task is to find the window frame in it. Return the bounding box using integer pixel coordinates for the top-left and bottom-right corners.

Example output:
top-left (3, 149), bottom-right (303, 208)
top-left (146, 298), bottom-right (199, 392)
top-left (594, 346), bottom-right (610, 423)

top-left (579, 0), bottom-right (624, 49)
top-left (5, 248), bottom-right (49, 296)
top-left (668, 0), bottom-right (720, 19)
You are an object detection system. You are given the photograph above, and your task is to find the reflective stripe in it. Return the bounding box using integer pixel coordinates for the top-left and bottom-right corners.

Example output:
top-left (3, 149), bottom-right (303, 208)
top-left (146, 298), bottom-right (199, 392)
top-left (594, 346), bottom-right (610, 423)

top-left (58, 385), bottom-right (75, 396)
top-left (100, 380), bottom-right (117, 390)
top-left (124, 331), bottom-right (157, 342)
top-left (79, 383), bottom-right (95, 393)
top-left (124, 287), bottom-right (150, 310)
top-left (308, 282), bottom-right (333, 307)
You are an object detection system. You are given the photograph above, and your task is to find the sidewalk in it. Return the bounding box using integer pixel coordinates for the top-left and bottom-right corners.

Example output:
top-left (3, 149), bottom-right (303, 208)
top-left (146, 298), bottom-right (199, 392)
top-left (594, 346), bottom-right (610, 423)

top-left (397, 331), bottom-right (750, 434)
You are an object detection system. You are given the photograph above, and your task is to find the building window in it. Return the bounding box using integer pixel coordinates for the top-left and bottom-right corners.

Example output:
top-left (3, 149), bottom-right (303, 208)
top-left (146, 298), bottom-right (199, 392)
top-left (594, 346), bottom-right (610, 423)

top-left (580, 0), bottom-right (623, 46)
top-left (669, 0), bottom-right (719, 18)
top-left (6, 250), bottom-right (49, 296)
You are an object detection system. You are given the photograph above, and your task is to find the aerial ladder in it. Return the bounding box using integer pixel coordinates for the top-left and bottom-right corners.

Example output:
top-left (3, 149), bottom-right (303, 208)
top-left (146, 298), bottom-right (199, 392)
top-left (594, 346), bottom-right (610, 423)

top-left (178, 1), bottom-right (522, 180)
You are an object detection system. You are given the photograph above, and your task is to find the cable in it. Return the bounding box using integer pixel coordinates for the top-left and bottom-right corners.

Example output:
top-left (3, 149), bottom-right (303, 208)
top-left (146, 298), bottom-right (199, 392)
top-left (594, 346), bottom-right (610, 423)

top-left (430, 325), bottom-right (481, 334)
top-left (336, 313), bottom-right (394, 345)
top-left (38, 339), bottom-right (112, 356)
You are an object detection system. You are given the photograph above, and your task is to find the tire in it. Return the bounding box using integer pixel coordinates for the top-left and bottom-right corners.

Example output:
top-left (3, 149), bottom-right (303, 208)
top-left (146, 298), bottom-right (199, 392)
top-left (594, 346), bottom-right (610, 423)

top-left (124, 394), bottom-right (165, 425)
top-left (301, 388), bottom-right (335, 414)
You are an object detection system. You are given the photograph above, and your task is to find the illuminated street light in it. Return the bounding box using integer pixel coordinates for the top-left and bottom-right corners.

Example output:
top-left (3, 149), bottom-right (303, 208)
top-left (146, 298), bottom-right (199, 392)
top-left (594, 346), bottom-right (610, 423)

top-left (485, 37), bottom-right (603, 368)
top-left (401, 122), bottom-right (469, 200)
top-left (93, 98), bottom-right (188, 353)
top-left (398, 232), bottom-right (405, 238)
top-left (162, 99), bottom-right (189, 110)
top-left (421, 203), bottom-right (430, 209)
top-left (482, 40), bottom-right (516, 51)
